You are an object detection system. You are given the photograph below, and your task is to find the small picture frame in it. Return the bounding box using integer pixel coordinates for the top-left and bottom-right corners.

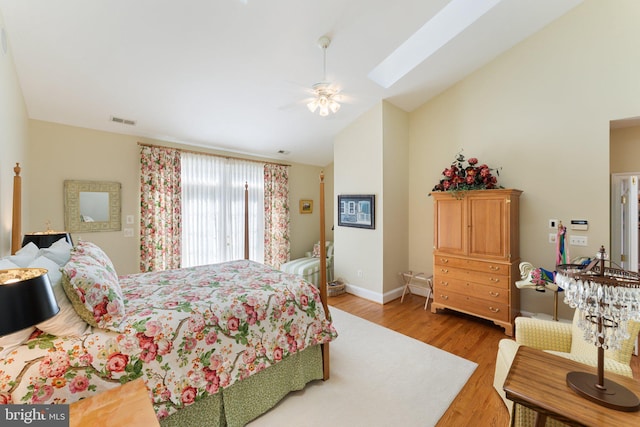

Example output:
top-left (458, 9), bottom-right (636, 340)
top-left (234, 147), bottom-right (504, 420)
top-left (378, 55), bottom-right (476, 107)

top-left (338, 194), bottom-right (375, 229)
top-left (299, 199), bottom-right (313, 214)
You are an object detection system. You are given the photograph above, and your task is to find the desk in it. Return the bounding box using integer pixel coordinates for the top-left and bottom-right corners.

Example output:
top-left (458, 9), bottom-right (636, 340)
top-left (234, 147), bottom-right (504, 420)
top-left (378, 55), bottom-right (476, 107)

top-left (69, 378), bottom-right (159, 427)
top-left (503, 346), bottom-right (640, 427)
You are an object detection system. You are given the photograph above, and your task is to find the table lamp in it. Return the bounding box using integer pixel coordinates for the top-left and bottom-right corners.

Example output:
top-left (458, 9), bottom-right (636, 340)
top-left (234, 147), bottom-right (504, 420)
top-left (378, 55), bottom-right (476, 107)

top-left (22, 231), bottom-right (73, 249)
top-left (556, 246), bottom-right (640, 411)
top-left (0, 268), bottom-right (59, 336)
top-left (22, 221), bottom-right (72, 249)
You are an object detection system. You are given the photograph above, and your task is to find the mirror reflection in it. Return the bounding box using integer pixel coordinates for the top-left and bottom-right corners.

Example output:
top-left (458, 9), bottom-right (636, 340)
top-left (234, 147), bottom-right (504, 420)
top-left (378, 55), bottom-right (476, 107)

top-left (79, 192), bottom-right (110, 222)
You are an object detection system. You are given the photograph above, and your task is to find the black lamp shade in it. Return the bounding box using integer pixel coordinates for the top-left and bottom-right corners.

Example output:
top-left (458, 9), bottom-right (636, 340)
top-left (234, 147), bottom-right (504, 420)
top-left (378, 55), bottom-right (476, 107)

top-left (22, 232), bottom-right (73, 249)
top-left (0, 268), bottom-right (59, 336)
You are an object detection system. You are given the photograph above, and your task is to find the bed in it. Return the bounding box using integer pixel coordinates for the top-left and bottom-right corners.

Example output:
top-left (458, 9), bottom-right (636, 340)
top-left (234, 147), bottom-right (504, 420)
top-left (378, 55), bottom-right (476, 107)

top-left (1, 165), bottom-right (336, 426)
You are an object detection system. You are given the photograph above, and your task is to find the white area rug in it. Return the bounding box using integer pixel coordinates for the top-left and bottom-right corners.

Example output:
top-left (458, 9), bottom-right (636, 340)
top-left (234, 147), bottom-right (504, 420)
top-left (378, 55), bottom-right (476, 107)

top-left (249, 307), bottom-right (477, 427)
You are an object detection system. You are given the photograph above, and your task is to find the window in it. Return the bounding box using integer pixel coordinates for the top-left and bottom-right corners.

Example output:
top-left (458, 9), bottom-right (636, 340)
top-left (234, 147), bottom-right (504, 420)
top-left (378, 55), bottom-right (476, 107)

top-left (181, 153), bottom-right (264, 267)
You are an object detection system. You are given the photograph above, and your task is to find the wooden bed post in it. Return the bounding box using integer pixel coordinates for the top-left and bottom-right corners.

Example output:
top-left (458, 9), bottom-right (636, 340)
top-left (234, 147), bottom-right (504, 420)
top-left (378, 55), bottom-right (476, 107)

top-left (318, 171), bottom-right (330, 380)
top-left (11, 163), bottom-right (22, 255)
top-left (244, 182), bottom-right (249, 260)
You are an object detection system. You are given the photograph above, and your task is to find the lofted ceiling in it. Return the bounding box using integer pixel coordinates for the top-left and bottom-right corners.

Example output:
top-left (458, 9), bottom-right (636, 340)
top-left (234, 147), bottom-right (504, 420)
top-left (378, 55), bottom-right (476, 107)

top-left (0, 0), bottom-right (582, 166)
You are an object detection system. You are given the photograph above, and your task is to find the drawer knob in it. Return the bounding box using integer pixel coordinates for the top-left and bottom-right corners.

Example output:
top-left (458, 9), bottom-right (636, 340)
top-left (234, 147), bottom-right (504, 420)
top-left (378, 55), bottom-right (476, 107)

top-left (440, 281), bottom-right (449, 286)
top-left (440, 268), bottom-right (449, 273)
top-left (440, 258), bottom-right (449, 263)
top-left (489, 291), bottom-right (500, 297)
top-left (489, 265), bottom-right (500, 271)
top-left (489, 307), bottom-right (500, 313)
top-left (440, 295), bottom-right (449, 300)
top-left (489, 277), bottom-right (500, 283)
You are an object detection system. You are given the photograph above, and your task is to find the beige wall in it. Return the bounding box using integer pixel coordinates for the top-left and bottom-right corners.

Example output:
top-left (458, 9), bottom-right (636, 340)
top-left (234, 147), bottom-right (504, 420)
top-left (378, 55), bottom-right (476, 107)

top-left (382, 102), bottom-right (409, 294)
top-left (334, 103), bottom-right (384, 298)
top-left (27, 121), bottom-right (141, 273)
top-left (27, 120), bottom-right (331, 275)
top-left (0, 10), bottom-right (29, 257)
top-left (611, 125), bottom-right (640, 174)
top-left (408, 0), bottom-right (640, 320)
top-left (287, 162), bottom-right (334, 260)
top-left (334, 101), bottom-right (409, 302)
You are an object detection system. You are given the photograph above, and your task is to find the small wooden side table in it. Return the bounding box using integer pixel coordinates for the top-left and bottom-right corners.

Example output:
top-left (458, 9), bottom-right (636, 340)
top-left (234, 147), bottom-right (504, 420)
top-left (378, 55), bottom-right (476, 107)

top-left (69, 378), bottom-right (159, 427)
top-left (503, 346), bottom-right (640, 427)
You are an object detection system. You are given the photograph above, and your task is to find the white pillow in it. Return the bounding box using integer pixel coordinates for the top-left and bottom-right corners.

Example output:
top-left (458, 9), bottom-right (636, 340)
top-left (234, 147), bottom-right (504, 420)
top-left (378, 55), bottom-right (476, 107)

top-left (0, 326), bottom-right (34, 359)
top-left (8, 242), bottom-right (39, 267)
top-left (0, 259), bottom-right (20, 270)
top-left (36, 237), bottom-right (72, 266)
top-left (28, 256), bottom-right (90, 337)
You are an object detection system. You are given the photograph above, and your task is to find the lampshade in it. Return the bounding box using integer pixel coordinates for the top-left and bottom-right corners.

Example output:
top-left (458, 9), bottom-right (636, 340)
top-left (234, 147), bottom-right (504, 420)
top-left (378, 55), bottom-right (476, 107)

top-left (22, 231), bottom-right (73, 249)
top-left (0, 268), bottom-right (59, 336)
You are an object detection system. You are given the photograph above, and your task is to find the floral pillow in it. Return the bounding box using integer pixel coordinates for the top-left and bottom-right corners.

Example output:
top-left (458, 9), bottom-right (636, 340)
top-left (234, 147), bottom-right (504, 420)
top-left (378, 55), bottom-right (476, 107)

top-left (312, 243), bottom-right (322, 258)
top-left (73, 240), bottom-right (118, 280)
top-left (61, 253), bottom-right (125, 332)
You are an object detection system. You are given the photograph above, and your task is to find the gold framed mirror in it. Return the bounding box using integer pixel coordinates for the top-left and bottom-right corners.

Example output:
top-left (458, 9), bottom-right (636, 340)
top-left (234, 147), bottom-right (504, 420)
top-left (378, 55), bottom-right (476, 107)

top-left (64, 180), bottom-right (121, 232)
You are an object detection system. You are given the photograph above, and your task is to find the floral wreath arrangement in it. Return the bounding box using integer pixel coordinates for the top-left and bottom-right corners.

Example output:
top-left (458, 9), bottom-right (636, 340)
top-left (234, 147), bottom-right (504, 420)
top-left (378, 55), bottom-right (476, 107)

top-left (431, 151), bottom-right (501, 193)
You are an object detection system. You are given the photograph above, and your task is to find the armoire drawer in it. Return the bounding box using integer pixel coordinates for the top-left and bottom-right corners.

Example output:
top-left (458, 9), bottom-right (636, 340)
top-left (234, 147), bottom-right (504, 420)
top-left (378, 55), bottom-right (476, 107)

top-left (434, 255), bottom-right (510, 275)
top-left (433, 267), bottom-right (510, 289)
top-left (433, 276), bottom-right (509, 305)
top-left (433, 289), bottom-right (510, 322)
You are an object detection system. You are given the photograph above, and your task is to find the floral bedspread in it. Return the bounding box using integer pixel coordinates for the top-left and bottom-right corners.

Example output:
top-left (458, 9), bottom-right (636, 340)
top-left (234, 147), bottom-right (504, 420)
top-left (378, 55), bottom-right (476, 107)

top-left (0, 260), bottom-right (337, 419)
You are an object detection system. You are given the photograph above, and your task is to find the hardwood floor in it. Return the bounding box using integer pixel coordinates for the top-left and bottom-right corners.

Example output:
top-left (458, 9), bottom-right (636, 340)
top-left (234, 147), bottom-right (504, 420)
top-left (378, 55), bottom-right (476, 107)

top-left (328, 292), bottom-right (640, 427)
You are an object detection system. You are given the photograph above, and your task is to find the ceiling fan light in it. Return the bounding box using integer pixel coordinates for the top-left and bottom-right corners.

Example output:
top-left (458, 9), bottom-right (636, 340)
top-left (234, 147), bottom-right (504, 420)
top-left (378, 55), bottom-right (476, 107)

top-left (319, 103), bottom-right (329, 117)
top-left (307, 36), bottom-right (344, 117)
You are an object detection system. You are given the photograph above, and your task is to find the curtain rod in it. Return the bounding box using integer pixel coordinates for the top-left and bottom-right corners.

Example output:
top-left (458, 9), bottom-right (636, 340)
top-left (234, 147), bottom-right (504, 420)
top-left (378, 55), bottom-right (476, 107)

top-left (137, 142), bottom-right (290, 167)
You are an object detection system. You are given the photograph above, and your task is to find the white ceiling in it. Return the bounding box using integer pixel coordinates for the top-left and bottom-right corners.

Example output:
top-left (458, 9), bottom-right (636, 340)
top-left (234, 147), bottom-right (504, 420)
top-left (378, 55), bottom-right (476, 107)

top-left (0, 0), bottom-right (582, 166)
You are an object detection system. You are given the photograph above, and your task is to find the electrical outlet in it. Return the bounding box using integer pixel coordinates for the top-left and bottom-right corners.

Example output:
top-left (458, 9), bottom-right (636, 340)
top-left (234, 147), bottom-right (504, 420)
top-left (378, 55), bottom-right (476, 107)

top-left (569, 235), bottom-right (587, 246)
top-left (124, 228), bottom-right (134, 238)
top-left (549, 233), bottom-right (557, 244)
top-left (549, 219), bottom-right (559, 229)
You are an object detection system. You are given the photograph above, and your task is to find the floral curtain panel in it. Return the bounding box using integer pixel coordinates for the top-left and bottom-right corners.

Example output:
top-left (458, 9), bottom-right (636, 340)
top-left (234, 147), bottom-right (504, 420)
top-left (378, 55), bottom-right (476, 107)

top-left (139, 145), bottom-right (182, 272)
top-left (264, 164), bottom-right (290, 269)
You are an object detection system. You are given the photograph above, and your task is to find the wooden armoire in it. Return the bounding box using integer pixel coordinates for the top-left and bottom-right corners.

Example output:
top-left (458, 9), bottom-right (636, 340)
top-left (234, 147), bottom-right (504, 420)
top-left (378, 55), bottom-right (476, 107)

top-left (431, 189), bottom-right (522, 336)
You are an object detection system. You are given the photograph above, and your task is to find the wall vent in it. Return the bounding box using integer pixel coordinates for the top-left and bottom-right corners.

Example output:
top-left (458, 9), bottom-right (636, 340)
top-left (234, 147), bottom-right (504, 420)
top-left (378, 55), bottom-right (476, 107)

top-left (277, 150), bottom-right (290, 155)
top-left (110, 116), bottom-right (136, 126)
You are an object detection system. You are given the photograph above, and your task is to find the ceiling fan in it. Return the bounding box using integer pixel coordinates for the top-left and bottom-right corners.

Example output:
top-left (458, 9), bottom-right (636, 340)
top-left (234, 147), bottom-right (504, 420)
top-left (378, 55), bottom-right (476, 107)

top-left (306, 36), bottom-right (342, 117)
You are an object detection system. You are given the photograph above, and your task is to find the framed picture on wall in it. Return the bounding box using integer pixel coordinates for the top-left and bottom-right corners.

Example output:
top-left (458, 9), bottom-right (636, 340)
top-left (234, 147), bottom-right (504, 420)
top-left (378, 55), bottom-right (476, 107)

top-left (338, 194), bottom-right (375, 229)
top-left (299, 199), bottom-right (313, 214)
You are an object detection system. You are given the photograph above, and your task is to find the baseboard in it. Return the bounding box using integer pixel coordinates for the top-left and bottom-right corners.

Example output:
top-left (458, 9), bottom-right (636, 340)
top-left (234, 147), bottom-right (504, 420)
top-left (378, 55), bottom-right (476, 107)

top-left (344, 283), bottom-right (431, 304)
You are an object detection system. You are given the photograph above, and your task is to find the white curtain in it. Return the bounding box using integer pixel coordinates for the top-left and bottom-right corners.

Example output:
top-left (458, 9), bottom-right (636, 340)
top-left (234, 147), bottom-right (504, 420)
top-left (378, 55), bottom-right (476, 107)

top-left (181, 153), bottom-right (264, 267)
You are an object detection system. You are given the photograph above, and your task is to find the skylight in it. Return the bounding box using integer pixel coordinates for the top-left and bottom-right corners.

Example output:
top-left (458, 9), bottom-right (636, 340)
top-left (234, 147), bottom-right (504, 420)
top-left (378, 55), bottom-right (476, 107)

top-left (368, 0), bottom-right (503, 88)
